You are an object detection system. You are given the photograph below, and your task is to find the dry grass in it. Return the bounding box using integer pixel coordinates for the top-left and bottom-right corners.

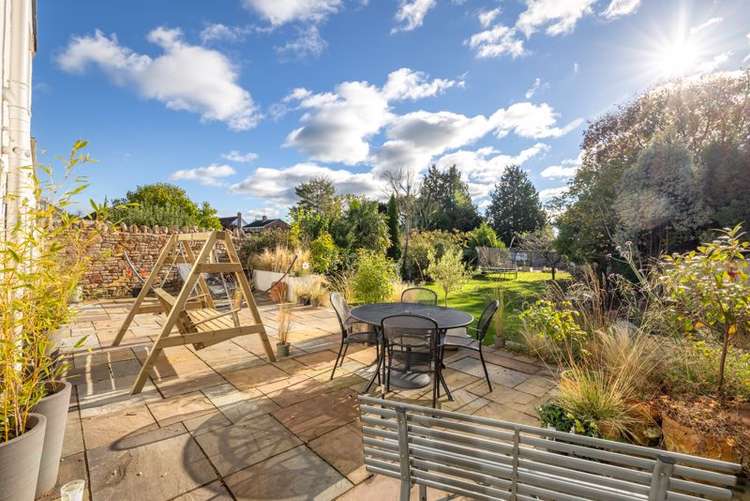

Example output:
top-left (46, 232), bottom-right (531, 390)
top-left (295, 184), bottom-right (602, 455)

top-left (292, 275), bottom-right (329, 306)
top-left (276, 304), bottom-right (293, 345)
top-left (249, 245), bottom-right (310, 274)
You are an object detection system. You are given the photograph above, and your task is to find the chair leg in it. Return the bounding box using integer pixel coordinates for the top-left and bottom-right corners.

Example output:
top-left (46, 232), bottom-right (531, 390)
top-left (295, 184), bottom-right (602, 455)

top-left (340, 343), bottom-right (350, 366)
top-left (479, 346), bottom-right (493, 392)
top-left (386, 346), bottom-right (393, 393)
top-left (364, 348), bottom-right (381, 393)
top-left (330, 340), bottom-right (345, 380)
top-left (375, 341), bottom-right (381, 385)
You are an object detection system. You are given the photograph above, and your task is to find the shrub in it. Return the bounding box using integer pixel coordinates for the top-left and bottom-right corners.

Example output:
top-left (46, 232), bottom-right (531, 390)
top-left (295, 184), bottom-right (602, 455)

top-left (426, 245), bottom-right (471, 306)
top-left (241, 228), bottom-right (290, 256)
top-left (537, 402), bottom-right (600, 436)
top-left (519, 300), bottom-right (588, 360)
top-left (310, 231), bottom-right (338, 274)
top-left (466, 222), bottom-right (504, 263)
top-left (352, 250), bottom-right (397, 303)
top-left (665, 340), bottom-right (750, 401)
top-left (659, 225), bottom-right (750, 398)
top-left (292, 275), bottom-right (328, 307)
top-left (404, 230), bottom-right (466, 281)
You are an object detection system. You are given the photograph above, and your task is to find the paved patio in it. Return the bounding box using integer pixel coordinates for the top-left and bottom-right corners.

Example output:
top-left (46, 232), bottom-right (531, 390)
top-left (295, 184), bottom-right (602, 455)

top-left (52, 296), bottom-right (556, 501)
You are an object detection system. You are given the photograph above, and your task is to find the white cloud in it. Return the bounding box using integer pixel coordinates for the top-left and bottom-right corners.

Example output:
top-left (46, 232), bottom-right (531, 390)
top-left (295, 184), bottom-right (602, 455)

top-left (466, 24), bottom-right (525, 59)
top-left (491, 102), bottom-right (583, 139)
top-left (222, 150), bottom-right (258, 163)
top-left (573, 62), bottom-right (580, 74)
top-left (690, 17), bottom-right (723, 35)
top-left (516, 0), bottom-right (596, 37)
top-left (478, 8), bottom-right (501, 28)
top-left (244, 206), bottom-right (285, 220)
top-left (540, 152), bottom-right (582, 179)
top-left (539, 186), bottom-right (567, 201)
top-left (382, 68), bottom-right (463, 100)
top-left (392, 0), bottom-right (437, 33)
top-left (373, 102), bottom-right (577, 174)
top-left (242, 0), bottom-right (342, 26)
top-left (284, 68), bottom-right (462, 164)
top-left (200, 23), bottom-right (251, 44)
top-left (170, 163), bottom-right (236, 186)
top-left (601, 0), bottom-right (640, 20)
top-left (57, 28), bottom-right (260, 130)
top-left (697, 51), bottom-right (733, 73)
top-left (230, 163), bottom-right (385, 204)
top-left (525, 77), bottom-right (541, 98)
top-left (434, 143), bottom-right (549, 198)
top-left (275, 25), bottom-right (327, 58)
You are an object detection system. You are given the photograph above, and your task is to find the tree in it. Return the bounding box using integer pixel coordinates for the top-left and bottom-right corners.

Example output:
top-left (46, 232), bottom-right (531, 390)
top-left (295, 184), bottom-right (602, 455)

top-left (519, 226), bottom-right (562, 280)
top-left (384, 167), bottom-right (418, 278)
top-left (331, 197), bottom-right (390, 255)
top-left (111, 183), bottom-right (221, 229)
top-left (416, 165), bottom-right (481, 232)
top-left (615, 136), bottom-right (710, 255)
top-left (487, 165), bottom-right (546, 246)
top-left (292, 177), bottom-right (338, 217)
top-left (659, 225), bottom-right (750, 399)
top-left (558, 71), bottom-right (750, 265)
top-left (426, 245), bottom-right (471, 306)
top-left (386, 194), bottom-right (401, 260)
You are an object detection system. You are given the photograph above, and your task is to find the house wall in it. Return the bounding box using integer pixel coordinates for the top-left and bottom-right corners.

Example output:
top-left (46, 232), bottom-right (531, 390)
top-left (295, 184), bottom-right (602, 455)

top-left (71, 223), bottom-right (246, 299)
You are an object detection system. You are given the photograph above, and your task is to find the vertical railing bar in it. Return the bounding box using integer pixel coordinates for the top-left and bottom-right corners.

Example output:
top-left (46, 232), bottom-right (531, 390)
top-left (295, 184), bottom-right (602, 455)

top-left (511, 427), bottom-right (520, 501)
top-left (397, 408), bottom-right (412, 501)
top-left (649, 455), bottom-right (675, 501)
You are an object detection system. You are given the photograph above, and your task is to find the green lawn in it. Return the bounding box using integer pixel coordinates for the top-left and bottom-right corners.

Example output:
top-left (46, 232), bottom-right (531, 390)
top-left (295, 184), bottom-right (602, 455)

top-left (426, 271), bottom-right (570, 345)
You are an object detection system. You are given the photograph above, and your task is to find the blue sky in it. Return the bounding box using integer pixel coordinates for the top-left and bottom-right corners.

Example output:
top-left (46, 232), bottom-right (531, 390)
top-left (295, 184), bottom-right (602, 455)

top-left (32, 0), bottom-right (750, 219)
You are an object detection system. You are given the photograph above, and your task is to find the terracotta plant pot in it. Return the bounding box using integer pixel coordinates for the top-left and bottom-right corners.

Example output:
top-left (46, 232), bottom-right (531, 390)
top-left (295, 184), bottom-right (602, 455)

top-left (662, 414), bottom-right (741, 463)
top-left (32, 381), bottom-right (73, 497)
top-left (0, 413), bottom-right (47, 501)
top-left (277, 342), bottom-right (291, 357)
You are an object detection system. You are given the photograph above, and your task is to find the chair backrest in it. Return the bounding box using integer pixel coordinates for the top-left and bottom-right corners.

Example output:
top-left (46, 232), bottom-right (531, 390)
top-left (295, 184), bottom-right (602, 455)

top-left (381, 314), bottom-right (440, 368)
top-left (329, 291), bottom-right (350, 336)
top-left (358, 395), bottom-right (742, 501)
top-left (400, 287), bottom-right (438, 306)
top-left (476, 299), bottom-right (499, 342)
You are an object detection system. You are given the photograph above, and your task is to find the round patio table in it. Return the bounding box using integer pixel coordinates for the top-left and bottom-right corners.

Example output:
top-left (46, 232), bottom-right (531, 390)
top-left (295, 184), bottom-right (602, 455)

top-left (350, 303), bottom-right (473, 389)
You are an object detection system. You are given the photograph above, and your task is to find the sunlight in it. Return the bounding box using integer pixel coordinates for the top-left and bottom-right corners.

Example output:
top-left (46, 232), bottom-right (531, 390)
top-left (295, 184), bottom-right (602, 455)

top-left (655, 36), bottom-right (699, 77)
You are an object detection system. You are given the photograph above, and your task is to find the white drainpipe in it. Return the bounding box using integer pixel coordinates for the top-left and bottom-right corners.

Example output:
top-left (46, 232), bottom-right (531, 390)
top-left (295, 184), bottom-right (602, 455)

top-left (1, 0), bottom-right (35, 241)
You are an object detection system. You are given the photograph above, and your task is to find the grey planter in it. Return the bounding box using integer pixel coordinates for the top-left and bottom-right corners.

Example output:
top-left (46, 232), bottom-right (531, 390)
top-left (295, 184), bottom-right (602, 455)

top-left (32, 381), bottom-right (72, 497)
top-left (277, 342), bottom-right (291, 357)
top-left (0, 413), bottom-right (47, 501)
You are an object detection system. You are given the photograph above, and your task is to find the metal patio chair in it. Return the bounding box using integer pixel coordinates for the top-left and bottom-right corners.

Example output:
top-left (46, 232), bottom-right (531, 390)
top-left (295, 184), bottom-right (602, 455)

top-left (442, 299), bottom-right (498, 391)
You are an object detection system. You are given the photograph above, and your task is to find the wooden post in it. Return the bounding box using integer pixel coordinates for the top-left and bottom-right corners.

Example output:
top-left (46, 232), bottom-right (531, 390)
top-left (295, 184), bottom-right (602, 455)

top-left (112, 234), bottom-right (177, 347)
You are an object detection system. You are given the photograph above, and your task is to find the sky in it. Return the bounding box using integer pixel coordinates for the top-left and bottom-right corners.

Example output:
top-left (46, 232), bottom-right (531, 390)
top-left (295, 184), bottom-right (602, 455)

top-left (32, 0), bottom-right (750, 220)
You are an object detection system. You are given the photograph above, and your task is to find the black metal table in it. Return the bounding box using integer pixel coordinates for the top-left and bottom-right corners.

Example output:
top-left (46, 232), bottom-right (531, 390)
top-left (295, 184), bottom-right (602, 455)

top-left (350, 303), bottom-right (473, 389)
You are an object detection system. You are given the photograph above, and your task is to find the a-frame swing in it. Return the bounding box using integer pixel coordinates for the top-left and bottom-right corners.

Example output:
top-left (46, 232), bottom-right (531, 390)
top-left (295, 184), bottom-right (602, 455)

top-left (113, 231), bottom-right (276, 395)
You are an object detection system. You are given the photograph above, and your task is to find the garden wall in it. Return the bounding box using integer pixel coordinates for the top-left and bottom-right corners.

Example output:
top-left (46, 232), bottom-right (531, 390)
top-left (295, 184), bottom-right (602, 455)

top-left (72, 223), bottom-right (245, 299)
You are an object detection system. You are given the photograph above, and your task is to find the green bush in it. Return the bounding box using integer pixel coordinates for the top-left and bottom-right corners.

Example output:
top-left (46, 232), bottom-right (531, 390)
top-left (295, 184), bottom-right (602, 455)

top-left (537, 402), bottom-right (600, 437)
top-left (519, 300), bottom-right (588, 360)
top-left (240, 228), bottom-right (290, 256)
top-left (404, 230), bottom-right (466, 281)
top-left (426, 245), bottom-right (471, 306)
top-left (310, 231), bottom-right (338, 274)
top-left (352, 250), bottom-right (397, 303)
top-left (665, 341), bottom-right (750, 401)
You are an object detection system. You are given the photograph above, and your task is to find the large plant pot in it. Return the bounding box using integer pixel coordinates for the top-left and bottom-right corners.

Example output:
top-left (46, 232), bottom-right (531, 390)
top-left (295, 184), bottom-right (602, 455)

top-left (662, 414), bottom-right (741, 463)
top-left (0, 413), bottom-right (47, 501)
top-left (32, 381), bottom-right (72, 497)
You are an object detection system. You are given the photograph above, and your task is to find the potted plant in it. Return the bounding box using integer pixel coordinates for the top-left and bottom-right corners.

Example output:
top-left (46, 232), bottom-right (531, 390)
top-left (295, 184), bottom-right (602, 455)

top-left (276, 303), bottom-right (293, 357)
top-left (1, 141), bottom-right (100, 499)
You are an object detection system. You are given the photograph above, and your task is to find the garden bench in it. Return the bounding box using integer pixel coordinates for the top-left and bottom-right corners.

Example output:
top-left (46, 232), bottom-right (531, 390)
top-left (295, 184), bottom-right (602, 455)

top-left (358, 395), bottom-right (742, 501)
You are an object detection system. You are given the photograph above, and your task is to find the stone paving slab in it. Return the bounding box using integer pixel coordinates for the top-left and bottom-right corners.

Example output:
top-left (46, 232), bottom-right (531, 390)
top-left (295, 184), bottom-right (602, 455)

top-left (224, 445), bottom-right (353, 500)
top-left (60, 298), bottom-right (551, 501)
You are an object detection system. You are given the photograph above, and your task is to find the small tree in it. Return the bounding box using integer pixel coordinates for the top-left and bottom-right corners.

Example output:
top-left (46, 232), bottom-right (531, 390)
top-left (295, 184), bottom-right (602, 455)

top-left (659, 225), bottom-right (750, 399)
top-left (427, 245), bottom-right (471, 306)
top-left (310, 231), bottom-right (338, 274)
top-left (352, 250), bottom-right (397, 304)
top-left (520, 226), bottom-right (562, 280)
top-left (386, 194), bottom-right (401, 260)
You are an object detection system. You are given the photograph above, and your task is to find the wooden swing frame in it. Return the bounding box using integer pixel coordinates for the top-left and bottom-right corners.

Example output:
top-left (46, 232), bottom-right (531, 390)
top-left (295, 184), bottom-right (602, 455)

top-left (112, 231), bottom-right (275, 395)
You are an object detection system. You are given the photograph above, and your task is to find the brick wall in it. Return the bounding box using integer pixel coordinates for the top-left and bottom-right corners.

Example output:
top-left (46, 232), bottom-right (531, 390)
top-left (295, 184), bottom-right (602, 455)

top-left (76, 223), bottom-right (245, 299)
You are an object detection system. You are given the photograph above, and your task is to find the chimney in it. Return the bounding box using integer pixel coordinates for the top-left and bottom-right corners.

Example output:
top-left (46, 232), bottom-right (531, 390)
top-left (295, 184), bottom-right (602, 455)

top-left (236, 211), bottom-right (242, 228)
top-left (261, 215), bottom-right (267, 221)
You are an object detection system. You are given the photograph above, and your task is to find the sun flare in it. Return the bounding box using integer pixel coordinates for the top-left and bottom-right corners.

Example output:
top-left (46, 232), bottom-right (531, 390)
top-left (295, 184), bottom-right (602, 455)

top-left (655, 37), bottom-right (699, 77)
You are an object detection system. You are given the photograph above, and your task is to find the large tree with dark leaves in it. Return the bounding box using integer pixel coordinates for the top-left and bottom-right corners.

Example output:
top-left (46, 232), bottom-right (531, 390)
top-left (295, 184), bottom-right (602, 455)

top-left (487, 165), bottom-right (546, 246)
top-left (557, 70), bottom-right (750, 264)
top-left (416, 165), bottom-right (481, 232)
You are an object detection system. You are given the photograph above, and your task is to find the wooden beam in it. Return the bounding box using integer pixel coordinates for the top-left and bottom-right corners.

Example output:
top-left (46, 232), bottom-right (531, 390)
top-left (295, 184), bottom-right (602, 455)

top-left (197, 263), bottom-right (243, 273)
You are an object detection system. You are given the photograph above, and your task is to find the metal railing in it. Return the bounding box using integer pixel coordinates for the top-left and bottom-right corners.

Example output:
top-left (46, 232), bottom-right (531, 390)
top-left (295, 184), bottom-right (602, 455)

top-left (359, 395), bottom-right (742, 501)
